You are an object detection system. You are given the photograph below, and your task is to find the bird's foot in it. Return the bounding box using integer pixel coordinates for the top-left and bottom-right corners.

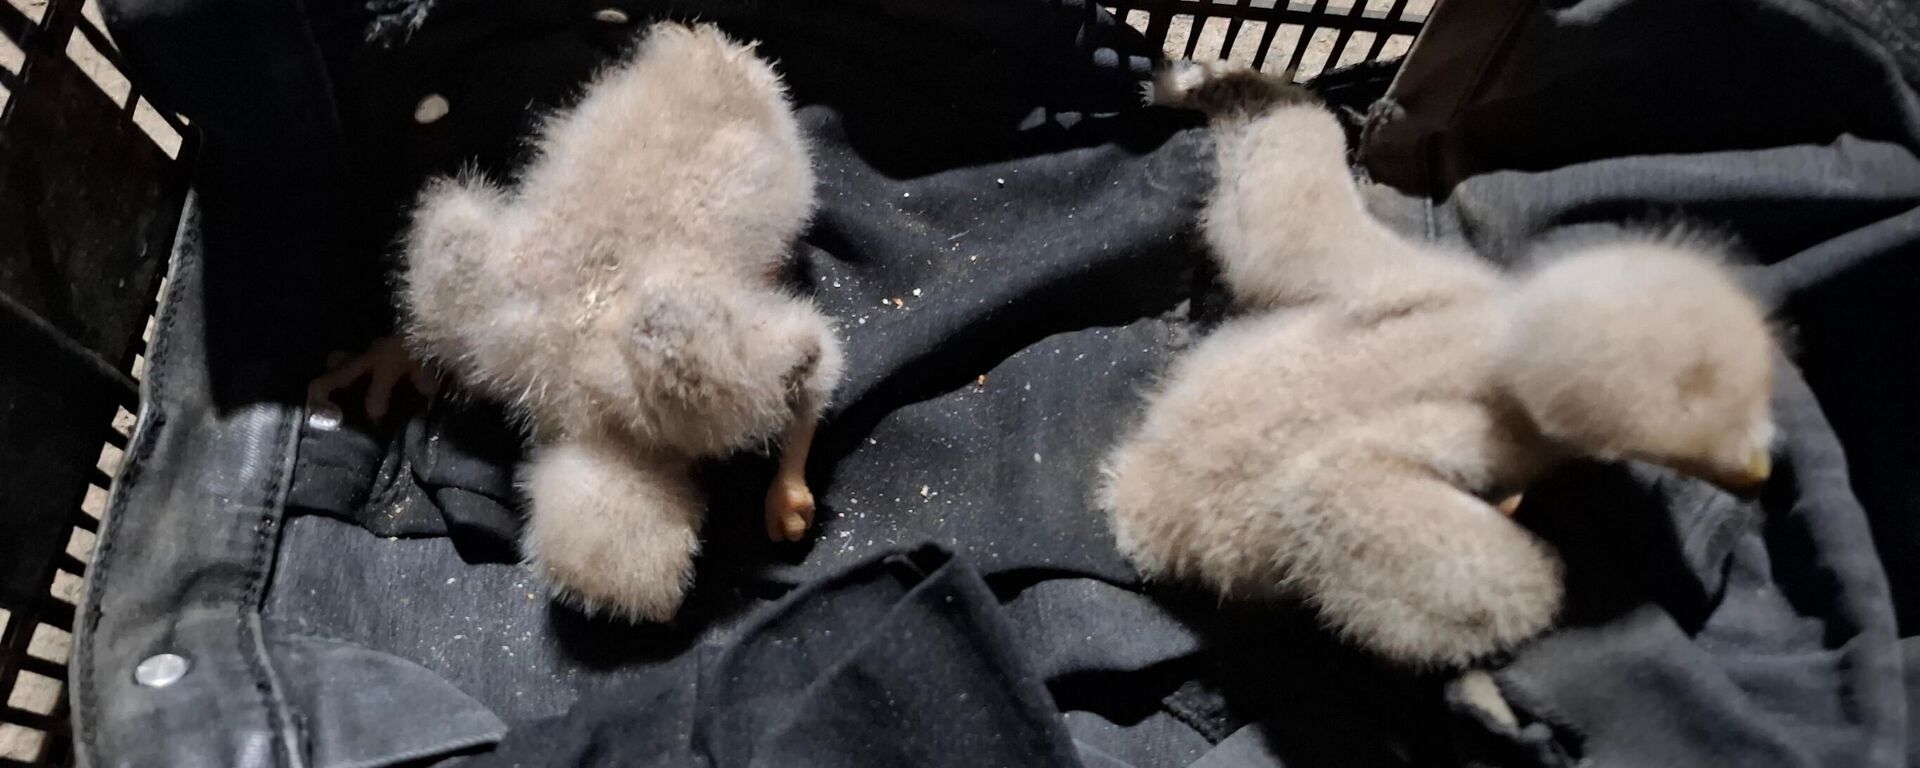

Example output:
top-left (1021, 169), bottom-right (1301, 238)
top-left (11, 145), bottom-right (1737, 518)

top-left (764, 413), bottom-right (821, 542)
top-left (307, 336), bottom-right (438, 422)
top-left (765, 476), bottom-right (815, 542)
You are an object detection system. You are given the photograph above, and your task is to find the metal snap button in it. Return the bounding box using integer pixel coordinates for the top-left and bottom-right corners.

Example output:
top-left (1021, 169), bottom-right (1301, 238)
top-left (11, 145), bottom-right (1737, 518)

top-left (134, 653), bottom-right (190, 688)
top-left (413, 94), bottom-right (450, 125)
top-left (306, 400), bottom-right (343, 431)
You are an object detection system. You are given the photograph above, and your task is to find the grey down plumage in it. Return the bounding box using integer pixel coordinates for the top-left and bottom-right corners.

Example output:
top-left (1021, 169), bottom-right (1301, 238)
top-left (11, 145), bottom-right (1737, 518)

top-left (400, 23), bottom-right (841, 622)
top-left (1100, 62), bottom-right (1778, 667)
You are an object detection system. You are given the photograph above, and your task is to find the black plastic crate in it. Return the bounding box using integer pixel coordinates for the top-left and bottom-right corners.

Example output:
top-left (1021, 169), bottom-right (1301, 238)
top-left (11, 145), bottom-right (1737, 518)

top-left (0, 1), bottom-right (1418, 764)
top-left (1, 0), bottom-right (192, 764)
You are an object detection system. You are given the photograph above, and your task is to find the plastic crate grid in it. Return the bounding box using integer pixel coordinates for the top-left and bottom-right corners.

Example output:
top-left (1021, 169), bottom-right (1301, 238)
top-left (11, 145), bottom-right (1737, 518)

top-left (0, 0), bottom-right (1422, 764)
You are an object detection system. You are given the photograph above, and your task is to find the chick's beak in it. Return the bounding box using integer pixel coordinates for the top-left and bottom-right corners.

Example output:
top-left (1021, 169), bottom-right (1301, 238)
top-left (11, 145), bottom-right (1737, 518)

top-left (1708, 450), bottom-right (1772, 498)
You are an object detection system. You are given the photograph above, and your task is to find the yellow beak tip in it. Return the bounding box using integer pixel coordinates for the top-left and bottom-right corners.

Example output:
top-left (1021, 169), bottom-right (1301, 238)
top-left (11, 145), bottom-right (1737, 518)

top-left (1717, 452), bottom-right (1772, 496)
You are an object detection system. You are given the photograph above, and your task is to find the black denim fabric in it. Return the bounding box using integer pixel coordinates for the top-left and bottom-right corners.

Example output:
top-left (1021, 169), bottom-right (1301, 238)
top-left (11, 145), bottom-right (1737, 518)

top-left (73, 0), bottom-right (1915, 766)
top-left (1359, 0), bottom-right (1917, 764)
top-left (458, 545), bottom-right (1089, 768)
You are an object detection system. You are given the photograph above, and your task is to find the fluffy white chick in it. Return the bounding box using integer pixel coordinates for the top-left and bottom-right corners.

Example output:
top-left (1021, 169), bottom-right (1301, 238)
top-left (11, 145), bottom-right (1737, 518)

top-left (1102, 62), bottom-right (1775, 667)
top-left (399, 23), bottom-right (843, 622)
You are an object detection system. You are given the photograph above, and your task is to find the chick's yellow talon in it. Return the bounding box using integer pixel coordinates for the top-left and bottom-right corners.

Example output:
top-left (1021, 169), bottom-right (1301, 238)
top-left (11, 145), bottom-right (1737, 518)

top-left (764, 411), bottom-right (822, 542)
top-left (765, 480), bottom-right (814, 542)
